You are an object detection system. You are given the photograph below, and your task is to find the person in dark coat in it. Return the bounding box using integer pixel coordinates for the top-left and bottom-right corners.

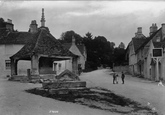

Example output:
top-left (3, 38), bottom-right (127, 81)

top-left (113, 72), bottom-right (116, 84)
top-left (121, 71), bottom-right (125, 84)
top-left (115, 74), bottom-right (119, 84)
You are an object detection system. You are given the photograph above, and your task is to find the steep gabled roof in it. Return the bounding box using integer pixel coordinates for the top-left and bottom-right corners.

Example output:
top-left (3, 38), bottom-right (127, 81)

top-left (10, 28), bottom-right (77, 60)
top-left (153, 41), bottom-right (165, 48)
top-left (63, 43), bottom-right (86, 56)
top-left (63, 43), bottom-right (71, 50)
top-left (135, 28), bottom-right (161, 53)
top-left (77, 44), bottom-right (86, 55)
top-left (153, 42), bottom-right (162, 48)
top-left (0, 28), bottom-right (9, 39)
top-left (132, 38), bottom-right (146, 52)
top-left (0, 31), bottom-right (33, 44)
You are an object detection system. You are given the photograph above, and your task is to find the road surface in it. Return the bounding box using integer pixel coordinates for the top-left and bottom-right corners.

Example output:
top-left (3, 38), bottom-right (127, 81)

top-left (0, 69), bottom-right (164, 115)
top-left (80, 69), bottom-right (165, 115)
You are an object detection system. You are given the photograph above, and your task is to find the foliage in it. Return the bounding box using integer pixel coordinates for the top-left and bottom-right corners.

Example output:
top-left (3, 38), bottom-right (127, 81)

top-left (113, 48), bottom-right (126, 66)
top-left (59, 30), bottom-right (126, 71)
top-left (0, 18), bottom-right (5, 28)
top-left (118, 42), bottom-right (125, 49)
top-left (60, 30), bottom-right (83, 44)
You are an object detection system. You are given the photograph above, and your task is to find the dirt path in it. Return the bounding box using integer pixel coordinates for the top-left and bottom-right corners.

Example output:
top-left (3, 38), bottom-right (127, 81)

top-left (80, 69), bottom-right (165, 115)
top-left (0, 78), bottom-right (118, 115)
top-left (0, 69), bottom-right (164, 115)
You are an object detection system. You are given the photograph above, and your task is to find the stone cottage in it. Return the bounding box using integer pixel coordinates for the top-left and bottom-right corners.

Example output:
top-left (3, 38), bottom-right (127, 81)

top-left (126, 27), bottom-right (146, 75)
top-left (53, 37), bottom-right (87, 75)
top-left (127, 23), bottom-right (165, 81)
top-left (136, 23), bottom-right (165, 81)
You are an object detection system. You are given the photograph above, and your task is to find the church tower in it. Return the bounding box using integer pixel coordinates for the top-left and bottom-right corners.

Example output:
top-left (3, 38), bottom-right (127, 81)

top-left (40, 8), bottom-right (45, 27)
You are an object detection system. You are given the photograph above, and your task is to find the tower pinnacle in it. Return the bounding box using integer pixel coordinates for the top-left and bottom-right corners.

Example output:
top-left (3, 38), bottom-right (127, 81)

top-left (41, 8), bottom-right (45, 27)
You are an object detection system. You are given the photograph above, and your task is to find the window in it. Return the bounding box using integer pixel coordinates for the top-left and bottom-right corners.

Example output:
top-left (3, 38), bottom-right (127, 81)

top-left (5, 60), bottom-right (11, 69)
top-left (153, 48), bottom-right (163, 57)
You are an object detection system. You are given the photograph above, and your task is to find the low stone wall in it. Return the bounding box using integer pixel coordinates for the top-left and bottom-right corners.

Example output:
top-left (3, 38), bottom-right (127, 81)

top-left (40, 74), bottom-right (56, 80)
top-left (113, 65), bottom-right (130, 74)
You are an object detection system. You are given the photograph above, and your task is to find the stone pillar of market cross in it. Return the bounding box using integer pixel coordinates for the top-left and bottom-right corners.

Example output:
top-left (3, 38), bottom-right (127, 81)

top-left (31, 55), bottom-right (39, 77)
top-left (72, 57), bottom-right (78, 76)
top-left (11, 59), bottom-right (18, 76)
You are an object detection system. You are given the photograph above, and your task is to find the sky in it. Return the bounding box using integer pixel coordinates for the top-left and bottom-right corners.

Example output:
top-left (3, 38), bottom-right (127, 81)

top-left (0, 1), bottom-right (165, 46)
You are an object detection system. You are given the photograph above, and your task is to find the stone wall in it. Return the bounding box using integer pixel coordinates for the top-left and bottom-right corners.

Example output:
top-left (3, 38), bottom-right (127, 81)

top-left (113, 65), bottom-right (130, 74)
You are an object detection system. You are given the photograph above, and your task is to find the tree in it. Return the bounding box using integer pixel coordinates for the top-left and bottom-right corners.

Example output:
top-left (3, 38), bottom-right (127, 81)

top-left (60, 31), bottom-right (127, 71)
top-left (118, 42), bottom-right (125, 49)
top-left (84, 32), bottom-right (93, 40)
top-left (0, 18), bottom-right (5, 28)
top-left (110, 42), bottom-right (115, 49)
top-left (83, 35), bottom-right (114, 70)
top-left (59, 30), bottom-right (83, 44)
top-left (113, 47), bottom-right (126, 66)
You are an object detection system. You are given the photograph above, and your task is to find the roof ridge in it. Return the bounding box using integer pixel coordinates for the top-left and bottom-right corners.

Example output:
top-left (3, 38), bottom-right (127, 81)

top-left (135, 28), bottom-right (161, 53)
top-left (32, 29), bottom-right (43, 54)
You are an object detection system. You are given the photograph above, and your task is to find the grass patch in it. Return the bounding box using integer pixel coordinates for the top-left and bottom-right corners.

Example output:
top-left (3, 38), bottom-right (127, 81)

top-left (25, 87), bottom-right (158, 115)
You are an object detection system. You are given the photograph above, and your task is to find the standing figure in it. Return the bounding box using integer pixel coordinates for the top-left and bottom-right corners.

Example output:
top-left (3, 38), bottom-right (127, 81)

top-left (121, 71), bottom-right (125, 84)
top-left (116, 74), bottom-right (119, 84)
top-left (113, 72), bottom-right (116, 84)
top-left (78, 64), bottom-right (82, 75)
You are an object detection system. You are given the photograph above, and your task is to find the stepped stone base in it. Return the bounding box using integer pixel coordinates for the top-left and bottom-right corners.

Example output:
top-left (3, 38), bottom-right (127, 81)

top-left (9, 75), bottom-right (29, 82)
top-left (42, 81), bottom-right (86, 89)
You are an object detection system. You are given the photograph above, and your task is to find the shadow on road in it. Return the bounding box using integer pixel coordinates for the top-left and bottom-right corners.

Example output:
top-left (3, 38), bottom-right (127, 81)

top-left (25, 87), bottom-right (158, 115)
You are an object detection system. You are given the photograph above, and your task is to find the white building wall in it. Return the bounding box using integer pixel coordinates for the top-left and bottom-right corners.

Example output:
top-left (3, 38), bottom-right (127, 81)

top-left (146, 41), bottom-right (153, 79)
top-left (53, 59), bottom-right (72, 75)
top-left (69, 44), bottom-right (85, 70)
top-left (0, 44), bottom-right (31, 77)
top-left (161, 54), bottom-right (165, 80)
top-left (18, 60), bottom-right (31, 75)
top-left (129, 42), bottom-right (138, 75)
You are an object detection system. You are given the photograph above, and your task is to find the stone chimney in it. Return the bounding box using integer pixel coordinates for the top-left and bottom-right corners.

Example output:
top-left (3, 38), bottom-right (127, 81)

top-left (162, 23), bottom-right (165, 41)
top-left (137, 27), bottom-right (142, 34)
top-left (150, 23), bottom-right (157, 36)
top-left (135, 27), bottom-right (143, 38)
top-left (5, 19), bottom-right (14, 31)
top-left (153, 23), bottom-right (157, 32)
top-left (29, 20), bottom-right (38, 33)
top-left (7, 19), bottom-right (12, 24)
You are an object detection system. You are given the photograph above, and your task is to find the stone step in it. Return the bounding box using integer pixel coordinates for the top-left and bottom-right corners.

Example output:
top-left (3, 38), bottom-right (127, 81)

top-left (49, 87), bottom-right (89, 95)
top-left (42, 81), bottom-right (86, 89)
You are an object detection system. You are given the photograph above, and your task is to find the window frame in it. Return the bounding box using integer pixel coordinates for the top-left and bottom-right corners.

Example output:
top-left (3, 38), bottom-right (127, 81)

top-left (5, 60), bottom-right (11, 70)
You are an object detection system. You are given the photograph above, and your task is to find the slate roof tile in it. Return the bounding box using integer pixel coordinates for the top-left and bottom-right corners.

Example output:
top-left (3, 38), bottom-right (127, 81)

top-left (0, 31), bottom-right (33, 44)
top-left (63, 43), bottom-right (86, 56)
top-left (10, 28), bottom-right (77, 60)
